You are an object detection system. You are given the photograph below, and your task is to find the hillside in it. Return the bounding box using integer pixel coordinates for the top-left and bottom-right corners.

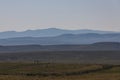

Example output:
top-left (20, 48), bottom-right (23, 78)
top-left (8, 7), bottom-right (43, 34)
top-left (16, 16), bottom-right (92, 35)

top-left (0, 42), bottom-right (120, 53)
top-left (0, 33), bottom-right (120, 45)
top-left (0, 28), bottom-right (114, 39)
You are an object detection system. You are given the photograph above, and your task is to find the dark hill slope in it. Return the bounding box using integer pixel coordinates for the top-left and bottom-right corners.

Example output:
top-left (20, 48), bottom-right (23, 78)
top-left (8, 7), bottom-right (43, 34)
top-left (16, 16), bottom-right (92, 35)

top-left (0, 42), bottom-right (120, 53)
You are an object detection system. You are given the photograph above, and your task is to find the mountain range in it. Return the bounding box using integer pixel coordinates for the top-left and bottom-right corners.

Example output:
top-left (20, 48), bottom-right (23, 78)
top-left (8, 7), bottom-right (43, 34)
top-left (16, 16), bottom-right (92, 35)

top-left (0, 28), bottom-right (119, 45)
top-left (0, 42), bottom-right (120, 53)
top-left (0, 33), bottom-right (120, 45)
top-left (0, 28), bottom-right (115, 39)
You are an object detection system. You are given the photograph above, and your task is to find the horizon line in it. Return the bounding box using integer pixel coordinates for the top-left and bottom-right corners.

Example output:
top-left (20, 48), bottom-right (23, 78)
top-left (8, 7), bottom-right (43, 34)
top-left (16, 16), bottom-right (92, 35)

top-left (0, 27), bottom-right (118, 33)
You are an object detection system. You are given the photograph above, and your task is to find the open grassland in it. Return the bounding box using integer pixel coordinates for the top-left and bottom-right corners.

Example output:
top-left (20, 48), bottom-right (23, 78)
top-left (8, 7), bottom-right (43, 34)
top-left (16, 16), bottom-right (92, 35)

top-left (0, 62), bottom-right (103, 75)
top-left (0, 62), bottom-right (120, 80)
top-left (1, 51), bottom-right (120, 64)
top-left (0, 73), bottom-right (119, 80)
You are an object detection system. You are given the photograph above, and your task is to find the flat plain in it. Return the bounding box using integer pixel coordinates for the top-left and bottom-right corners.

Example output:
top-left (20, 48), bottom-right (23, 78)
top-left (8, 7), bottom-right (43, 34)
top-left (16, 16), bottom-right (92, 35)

top-left (0, 62), bottom-right (119, 80)
top-left (0, 50), bottom-right (120, 80)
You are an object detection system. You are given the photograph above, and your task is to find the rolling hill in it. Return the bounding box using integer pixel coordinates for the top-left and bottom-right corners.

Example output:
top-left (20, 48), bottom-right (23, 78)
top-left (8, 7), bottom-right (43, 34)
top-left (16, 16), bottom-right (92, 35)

top-left (0, 33), bottom-right (120, 45)
top-left (0, 42), bottom-right (120, 64)
top-left (0, 28), bottom-right (115, 39)
top-left (0, 42), bottom-right (120, 53)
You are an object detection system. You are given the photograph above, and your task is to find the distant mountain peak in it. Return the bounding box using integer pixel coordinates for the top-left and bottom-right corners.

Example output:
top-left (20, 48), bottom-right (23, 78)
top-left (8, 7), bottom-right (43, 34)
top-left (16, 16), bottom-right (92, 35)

top-left (0, 28), bottom-right (117, 39)
top-left (47, 28), bottom-right (60, 30)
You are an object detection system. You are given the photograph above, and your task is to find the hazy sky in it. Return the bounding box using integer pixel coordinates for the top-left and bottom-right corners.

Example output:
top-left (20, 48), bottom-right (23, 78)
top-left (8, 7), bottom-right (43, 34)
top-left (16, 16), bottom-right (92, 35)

top-left (0, 0), bottom-right (120, 31)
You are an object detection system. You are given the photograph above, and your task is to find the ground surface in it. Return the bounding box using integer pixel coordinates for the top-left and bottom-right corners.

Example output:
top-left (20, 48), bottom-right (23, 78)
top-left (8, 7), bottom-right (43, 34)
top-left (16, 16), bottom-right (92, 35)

top-left (0, 62), bottom-right (120, 80)
top-left (0, 51), bottom-right (120, 64)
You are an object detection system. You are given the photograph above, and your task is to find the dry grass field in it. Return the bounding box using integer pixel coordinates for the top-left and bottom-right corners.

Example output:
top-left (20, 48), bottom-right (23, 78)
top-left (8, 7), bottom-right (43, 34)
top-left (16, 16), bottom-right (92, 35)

top-left (0, 62), bottom-right (119, 80)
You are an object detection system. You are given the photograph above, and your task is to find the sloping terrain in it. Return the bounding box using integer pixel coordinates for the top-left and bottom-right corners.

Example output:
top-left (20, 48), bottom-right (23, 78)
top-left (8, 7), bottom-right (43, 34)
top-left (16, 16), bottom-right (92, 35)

top-left (0, 28), bottom-right (114, 39)
top-left (0, 33), bottom-right (120, 45)
top-left (0, 42), bottom-right (120, 53)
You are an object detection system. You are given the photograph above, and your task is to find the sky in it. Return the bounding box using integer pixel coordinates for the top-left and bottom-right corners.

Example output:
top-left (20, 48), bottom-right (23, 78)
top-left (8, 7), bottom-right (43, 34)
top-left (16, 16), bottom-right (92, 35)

top-left (0, 0), bottom-right (120, 32)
